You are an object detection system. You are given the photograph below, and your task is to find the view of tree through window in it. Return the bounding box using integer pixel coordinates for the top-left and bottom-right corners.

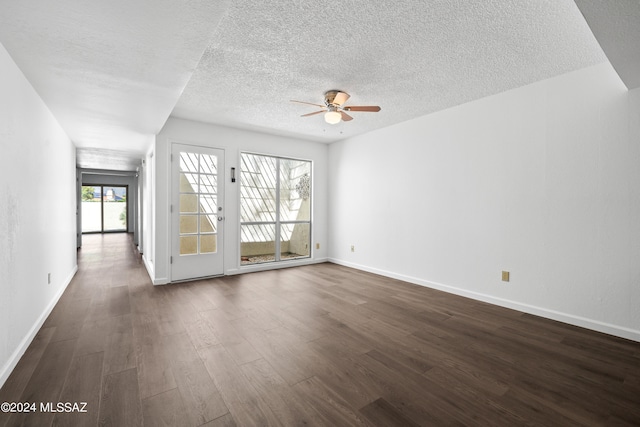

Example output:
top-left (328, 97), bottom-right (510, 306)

top-left (240, 153), bottom-right (311, 265)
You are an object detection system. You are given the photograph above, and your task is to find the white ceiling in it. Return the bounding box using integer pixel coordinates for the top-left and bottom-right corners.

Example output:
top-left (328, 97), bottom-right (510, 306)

top-left (0, 0), bottom-right (230, 169)
top-left (75, 148), bottom-right (147, 173)
top-left (0, 1), bottom-right (637, 171)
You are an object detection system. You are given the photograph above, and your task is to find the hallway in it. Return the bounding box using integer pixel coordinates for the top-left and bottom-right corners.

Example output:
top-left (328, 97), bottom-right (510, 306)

top-left (0, 234), bottom-right (149, 426)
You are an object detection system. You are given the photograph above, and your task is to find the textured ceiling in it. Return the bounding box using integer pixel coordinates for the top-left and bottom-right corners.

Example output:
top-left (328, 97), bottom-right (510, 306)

top-left (172, 0), bottom-right (606, 142)
top-left (0, 0), bottom-right (627, 170)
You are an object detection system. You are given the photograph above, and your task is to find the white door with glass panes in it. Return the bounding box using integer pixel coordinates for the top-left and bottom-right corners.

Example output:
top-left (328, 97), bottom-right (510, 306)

top-left (171, 143), bottom-right (225, 281)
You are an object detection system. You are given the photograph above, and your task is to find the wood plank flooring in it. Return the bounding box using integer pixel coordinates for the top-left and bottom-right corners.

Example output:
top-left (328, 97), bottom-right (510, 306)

top-left (1, 233), bottom-right (639, 426)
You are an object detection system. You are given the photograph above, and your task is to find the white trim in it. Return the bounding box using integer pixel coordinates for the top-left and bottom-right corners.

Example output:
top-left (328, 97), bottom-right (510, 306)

top-left (142, 254), bottom-right (154, 282)
top-left (231, 257), bottom-right (328, 275)
top-left (155, 257), bottom-right (327, 280)
top-left (328, 258), bottom-right (640, 343)
top-left (0, 265), bottom-right (78, 389)
top-left (143, 249), bottom-right (169, 285)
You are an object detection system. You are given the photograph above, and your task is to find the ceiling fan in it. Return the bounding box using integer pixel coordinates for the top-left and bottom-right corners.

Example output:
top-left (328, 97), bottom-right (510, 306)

top-left (291, 90), bottom-right (381, 124)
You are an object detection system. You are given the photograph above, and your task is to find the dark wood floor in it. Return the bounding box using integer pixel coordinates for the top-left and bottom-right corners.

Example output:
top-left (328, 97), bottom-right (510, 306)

top-left (1, 233), bottom-right (639, 426)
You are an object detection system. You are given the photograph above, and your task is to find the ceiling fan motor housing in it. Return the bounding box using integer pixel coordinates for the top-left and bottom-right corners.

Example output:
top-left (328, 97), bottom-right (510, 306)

top-left (324, 90), bottom-right (346, 106)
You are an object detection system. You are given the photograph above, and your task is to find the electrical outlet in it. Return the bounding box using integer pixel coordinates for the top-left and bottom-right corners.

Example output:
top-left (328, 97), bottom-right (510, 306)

top-left (351, 245), bottom-right (355, 252)
top-left (316, 243), bottom-right (320, 250)
top-left (48, 273), bottom-right (51, 284)
top-left (501, 271), bottom-right (510, 282)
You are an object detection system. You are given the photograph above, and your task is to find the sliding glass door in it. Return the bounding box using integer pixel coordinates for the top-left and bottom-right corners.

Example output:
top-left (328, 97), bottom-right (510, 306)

top-left (81, 185), bottom-right (128, 233)
top-left (240, 153), bottom-right (311, 265)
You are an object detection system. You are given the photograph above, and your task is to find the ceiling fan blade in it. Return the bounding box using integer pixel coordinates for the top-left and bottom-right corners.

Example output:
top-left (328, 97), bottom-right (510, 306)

top-left (291, 100), bottom-right (326, 108)
top-left (340, 111), bottom-right (354, 121)
top-left (343, 105), bottom-right (381, 112)
top-left (333, 92), bottom-right (350, 106)
top-left (301, 110), bottom-right (325, 117)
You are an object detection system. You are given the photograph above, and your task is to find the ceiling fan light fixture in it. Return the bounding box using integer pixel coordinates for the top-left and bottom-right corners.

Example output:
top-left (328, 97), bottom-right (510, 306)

top-left (324, 110), bottom-right (341, 124)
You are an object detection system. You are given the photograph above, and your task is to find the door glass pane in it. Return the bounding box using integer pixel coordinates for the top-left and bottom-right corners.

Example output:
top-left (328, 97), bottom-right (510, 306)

top-left (280, 160), bottom-right (311, 222)
top-left (200, 234), bottom-right (217, 253)
top-left (180, 215), bottom-right (197, 233)
top-left (200, 215), bottom-right (217, 233)
top-left (81, 186), bottom-right (101, 233)
top-left (240, 154), bottom-right (277, 222)
top-left (180, 194), bottom-right (198, 213)
top-left (199, 195), bottom-right (216, 213)
top-left (180, 173), bottom-right (198, 192)
top-left (180, 235), bottom-right (197, 255)
top-left (200, 154), bottom-right (217, 174)
top-left (241, 224), bottom-right (276, 264)
top-left (199, 175), bottom-right (217, 194)
top-left (281, 223), bottom-right (310, 260)
top-left (180, 152), bottom-right (199, 172)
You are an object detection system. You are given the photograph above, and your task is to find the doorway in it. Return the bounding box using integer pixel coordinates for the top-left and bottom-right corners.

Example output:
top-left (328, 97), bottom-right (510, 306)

top-left (81, 185), bottom-right (128, 233)
top-left (170, 143), bottom-right (225, 281)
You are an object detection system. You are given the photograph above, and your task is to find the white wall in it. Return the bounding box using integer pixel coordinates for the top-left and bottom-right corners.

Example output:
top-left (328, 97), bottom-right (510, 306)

top-left (328, 62), bottom-right (640, 341)
top-left (0, 43), bottom-right (78, 387)
top-left (149, 118), bottom-right (329, 283)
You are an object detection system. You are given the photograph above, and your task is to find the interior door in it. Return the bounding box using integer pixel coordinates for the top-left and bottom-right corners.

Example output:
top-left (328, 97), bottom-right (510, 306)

top-left (171, 143), bottom-right (225, 281)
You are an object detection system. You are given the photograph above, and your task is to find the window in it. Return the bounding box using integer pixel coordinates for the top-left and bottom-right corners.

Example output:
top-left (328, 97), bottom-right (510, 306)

top-left (81, 185), bottom-right (128, 233)
top-left (240, 153), bottom-right (311, 265)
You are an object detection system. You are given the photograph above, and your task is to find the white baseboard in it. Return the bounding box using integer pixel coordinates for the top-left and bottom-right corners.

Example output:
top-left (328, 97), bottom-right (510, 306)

top-left (142, 254), bottom-right (154, 281)
top-left (159, 257), bottom-right (330, 280)
top-left (328, 258), bottom-right (640, 343)
top-left (0, 265), bottom-right (78, 389)
top-left (142, 254), bottom-right (170, 285)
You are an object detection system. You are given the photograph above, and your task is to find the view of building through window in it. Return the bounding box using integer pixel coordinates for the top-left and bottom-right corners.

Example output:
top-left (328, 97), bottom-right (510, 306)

top-left (240, 153), bottom-right (311, 265)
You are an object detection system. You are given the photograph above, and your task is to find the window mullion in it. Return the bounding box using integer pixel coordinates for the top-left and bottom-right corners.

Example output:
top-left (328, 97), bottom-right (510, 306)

top-left (100, 186), bottom-right (105, 232)
top-left (275, 157), bottom-right (281, 262)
